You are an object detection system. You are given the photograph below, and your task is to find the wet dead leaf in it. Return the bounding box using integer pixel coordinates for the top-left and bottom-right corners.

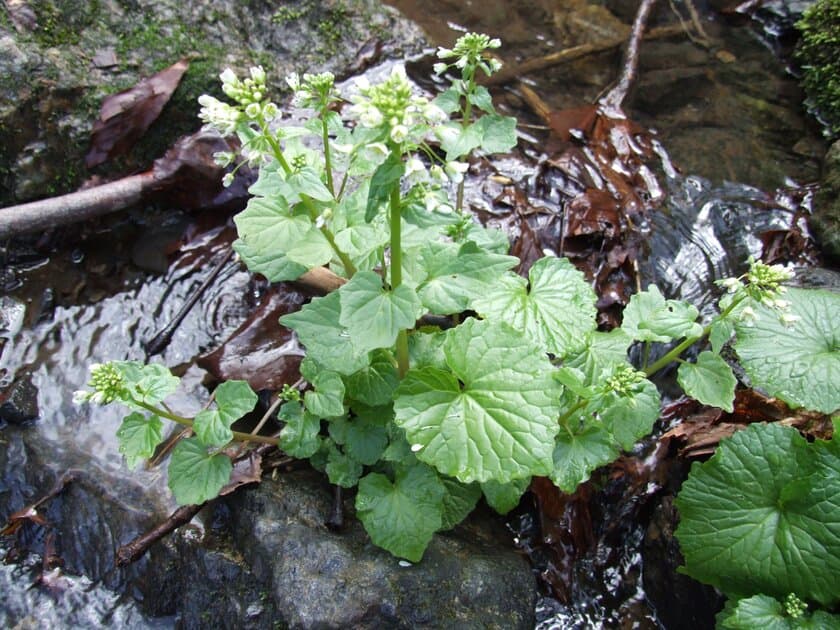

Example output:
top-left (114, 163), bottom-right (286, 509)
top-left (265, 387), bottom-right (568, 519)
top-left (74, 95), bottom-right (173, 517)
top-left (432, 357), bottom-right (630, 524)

top-left (85, 59), bottom-right (190, 168)
top-left (218, 451), bottom-right (263, 497)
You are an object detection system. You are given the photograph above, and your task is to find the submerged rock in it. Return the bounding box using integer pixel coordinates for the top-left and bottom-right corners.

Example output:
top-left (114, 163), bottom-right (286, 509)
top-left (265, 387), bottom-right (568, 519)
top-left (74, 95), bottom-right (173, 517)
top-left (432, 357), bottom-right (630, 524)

top-left (0, 373), bottom-right (39, 424)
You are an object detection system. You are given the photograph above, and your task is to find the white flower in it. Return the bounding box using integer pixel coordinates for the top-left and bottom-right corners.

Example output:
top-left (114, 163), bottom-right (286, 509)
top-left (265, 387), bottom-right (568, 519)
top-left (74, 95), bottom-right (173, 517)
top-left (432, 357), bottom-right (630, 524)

top-left (455, 56), bottom-right (468, 69)
top-left (219, 68), bottom-right (238, 86)
top-left (488, 38), bottom-right (502, 48)
top-left (250, 66), bottom-right (266, 83)
top-left (445, 160), bottom-right (469, 183)
top-left (360, 107), bottom-right (384, 128)
top-left (213, 151), bottom-right (234, 167)
top-left (72, 390), bottom-right (91, 405)
top-left (430, 165), bottom-right (448, 185)
top-left (411, 443), bottom-right (424, 452)
top-left (285, 72), bottom-right (301, 91)
top-left (244, 103), bottom-right (261, 119)
top-left (719, 277), bottom-right (740, 293)
top-left (433, 62), bottom-right (448, 75)
top-left (390, 124), bottom-right (409, 143)
top-left (405, 156), bottom-right (428, 185)
top-left (263, 102), bottom-right (278, 121)
top-left (780, 312), bottom-right (800, 327)
top-left (489, 58), bottom-right (503, 73)
top-left (435, 124), bottom-right (460, 146)
top-left (740, 306), bottom-right (757, 325)
top-left (222, 173), bottom-right (235, 188)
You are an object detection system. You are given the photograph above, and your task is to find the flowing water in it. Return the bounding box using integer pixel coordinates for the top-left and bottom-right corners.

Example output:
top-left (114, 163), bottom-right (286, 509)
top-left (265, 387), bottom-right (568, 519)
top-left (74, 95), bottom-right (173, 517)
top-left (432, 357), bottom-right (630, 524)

top-left (0, 0), bottom-right (829, 626)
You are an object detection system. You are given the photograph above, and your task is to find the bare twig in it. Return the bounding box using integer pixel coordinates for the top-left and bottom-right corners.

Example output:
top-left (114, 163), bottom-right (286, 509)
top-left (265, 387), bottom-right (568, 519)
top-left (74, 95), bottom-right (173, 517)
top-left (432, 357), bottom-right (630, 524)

top-left (484, 25), bottom-right (682, 88)
top-left (601, 0), bottom-right (659, 110)
top-left (0, 173), bottom-right (155, 238)
top-left (115, 504), bottom-right (203, 566)
top-left (144, 248), bottom-right (236, 357)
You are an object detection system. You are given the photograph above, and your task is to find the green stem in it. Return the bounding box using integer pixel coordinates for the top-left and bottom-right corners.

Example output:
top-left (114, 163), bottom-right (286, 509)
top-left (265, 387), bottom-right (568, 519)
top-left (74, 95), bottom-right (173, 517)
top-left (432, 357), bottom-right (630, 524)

top-left (131, 399), bottom-right (279, 446)
top-left (321, 114), bottom-right (335, 196)
top-left (389, 183), bottom-right (410, 377)
top-left (455, 70), bottom-right (476, 213)
top-left (558, 399), bottom-right (588, 433)
top-left (643, 294), bottom-right (746, 377)
top-left (262, 119), bottom-right (356, 277)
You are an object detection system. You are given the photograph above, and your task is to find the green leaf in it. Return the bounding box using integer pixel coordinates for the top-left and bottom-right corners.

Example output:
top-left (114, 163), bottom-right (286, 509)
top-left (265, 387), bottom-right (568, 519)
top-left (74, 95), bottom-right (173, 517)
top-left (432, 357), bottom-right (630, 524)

top-left (338, 272), bottom-right (423, 354)
top-left (193, 381), bottom-right (258, 447)
top-left (287, 166), bottom-right (333, 202)
top-left (394, 319), bottom-right (562, 484)
top-left (343, 350), bottom-right (399, 406)
top-left (408, 329), bottom-right (448, 371)
top-left (439, 478), bottom-right (482, 530)
top-left (622, 285), bottom-right (702, 342)
top-left (468, 86), bottom-right (495, 114)
top-left (416, 241), bottom-right (519, 315)
top-left (366, 154), bottom-right (404, 222)
top-left (278, 401), bottom-right (321, 458)
top-left (735, 288), bottom-right (840, 413)
top-left (710, 317), bottom-right (735, 354)
top-left (473, 257), bottom-right (597, 359)
top-left (325, 444), bottom-right (363, 488)
top-left (355, 464), bottom-right (446, 562)
top-left (565, 329), bottom-right (632, 382)
top-left (678, 351), bottom-right (737, 412)
top-left (233, 196), bottom-right (332, 273)
top-left (718, 594), bottom-right (840, 630)
top-left (233, 238), bottom-right (307, 282)
top-left (280, 291), bottom-right (370, 375)
top-left (551, 425), bottom-right (620, 493)
top-left (481, 477), bottom-right (531, 514)
top-left (597, 376), bottom-right (661, 451)
top-left (304, 371), bottom-right (346, 418)
top-left (476, 114), bottom-right (517, 154)
top-left (115, 362), bottom-right (179, 408)
top-left (432, 87), bottom-right (461, 114)
top-left (339, 406), bottom-right (389, 465)
top-left (116, 412), bottom-right (163, 469)
top-left (168, 438), bottom-right (232, 505)
top-left (440, 122), bottom-right (482, 160)
top-left (675, 423), bottom-right (840, 607)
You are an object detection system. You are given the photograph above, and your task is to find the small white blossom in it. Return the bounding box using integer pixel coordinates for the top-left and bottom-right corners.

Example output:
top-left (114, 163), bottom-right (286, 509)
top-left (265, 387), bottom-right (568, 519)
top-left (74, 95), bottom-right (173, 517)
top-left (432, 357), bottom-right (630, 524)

top-left (390, 124), bottom-right (409, 143)
top-left (740, 305), bottom-right (757, 325)
top-left (263, 102), bottom-right (278, 121)
top-left (360, 107), bottom-right (384, 128)
top-left (445, 160), bottom-right (469, 183)
top-left (423, 103), bottom-right (448, 124)
top-left (405, 156), bottom-right (428, 185)
top-left (433, 62), bottom-right (448, 75)
top-left (213, 151), bottom-right (235, 167)
top-left (430, 165), bottom-right (448, 185)
top-left (244, 103), bottom-right (261, 119)
top-left (222, 173), bottom-right (235, 188)
top-left (219, 68), bottom-right (237, 87)
top-left (780, 312), bottom-right (800, 327)
top-left (250, 66), bottom-right (266, 83)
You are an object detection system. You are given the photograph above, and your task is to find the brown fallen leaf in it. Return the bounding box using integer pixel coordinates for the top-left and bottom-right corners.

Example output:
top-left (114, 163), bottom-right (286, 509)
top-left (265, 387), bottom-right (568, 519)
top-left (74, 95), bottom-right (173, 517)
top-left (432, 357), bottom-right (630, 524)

top-left (85, 59), bottom-right (190, 168)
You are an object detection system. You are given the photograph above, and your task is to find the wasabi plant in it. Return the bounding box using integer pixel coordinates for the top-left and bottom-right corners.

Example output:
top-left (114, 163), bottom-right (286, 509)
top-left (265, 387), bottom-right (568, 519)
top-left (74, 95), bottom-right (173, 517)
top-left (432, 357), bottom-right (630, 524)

top-left (75, 33), bottom-right (840, 576)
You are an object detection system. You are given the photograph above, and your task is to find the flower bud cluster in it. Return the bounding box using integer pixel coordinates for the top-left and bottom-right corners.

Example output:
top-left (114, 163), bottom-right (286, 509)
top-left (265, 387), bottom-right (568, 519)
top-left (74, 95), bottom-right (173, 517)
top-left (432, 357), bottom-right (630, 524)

top-left (73, 362), bottom-right (125, 405)
top-left (783, 593), bottom-right (807, 619)
top-left (286, 71), bottom-right (339, 110)
top-left (198, 66), bottom-right (278, 135)
top-left (347, 66), bottom-right (443, 145)
top-left (716, 257), bottom-right (797, 327)
top-left (434, 32), bottom-right (503, 77)
top-left (604, 365), bottom-right (646, 397)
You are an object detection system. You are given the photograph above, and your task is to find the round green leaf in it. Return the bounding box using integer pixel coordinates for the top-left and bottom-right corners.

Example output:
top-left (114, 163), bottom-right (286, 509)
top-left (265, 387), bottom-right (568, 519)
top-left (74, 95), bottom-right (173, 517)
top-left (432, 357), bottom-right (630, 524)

top-left (168, 438), bottom-right (232, 505)
top-left (735, 288), bottom-right (840, 413)
top-left (675, 423), bottom-right (840, 607)
top-left (677, 350), bottom-right (737, 412)
top-left (473, 257), bottom-right (597, 359)
top-left (355, 464), bottom-right (445, 562)
top-left (116, 412), bottom-right (163, 469)
top-left (394, 319), bottom-right (562, 484)
top-left (551, 425), bottom-right (620, 493)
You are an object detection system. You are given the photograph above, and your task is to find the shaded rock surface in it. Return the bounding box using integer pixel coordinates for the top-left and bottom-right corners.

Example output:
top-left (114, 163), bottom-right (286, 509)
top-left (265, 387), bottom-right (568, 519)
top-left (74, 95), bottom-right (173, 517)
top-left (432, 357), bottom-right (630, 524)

top-left (0, 0), bottom-right (424, 205)
top-left (227, 469), bottom-right (537, 629)
top-left (813, 139), bottom-right (840, 264)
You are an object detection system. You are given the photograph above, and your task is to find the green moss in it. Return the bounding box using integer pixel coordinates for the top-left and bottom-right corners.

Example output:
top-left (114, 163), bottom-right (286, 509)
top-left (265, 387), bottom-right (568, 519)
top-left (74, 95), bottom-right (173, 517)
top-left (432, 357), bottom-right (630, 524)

top-left (28, 0), bottom-right (102, 47)
top-left (796, 0), bottom-right (840, 137)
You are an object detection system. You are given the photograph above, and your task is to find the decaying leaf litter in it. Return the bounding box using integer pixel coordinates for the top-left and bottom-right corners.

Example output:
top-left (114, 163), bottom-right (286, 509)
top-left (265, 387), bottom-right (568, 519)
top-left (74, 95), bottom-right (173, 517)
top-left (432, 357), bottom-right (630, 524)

top-left (0, 0), bottom-right (831, 625)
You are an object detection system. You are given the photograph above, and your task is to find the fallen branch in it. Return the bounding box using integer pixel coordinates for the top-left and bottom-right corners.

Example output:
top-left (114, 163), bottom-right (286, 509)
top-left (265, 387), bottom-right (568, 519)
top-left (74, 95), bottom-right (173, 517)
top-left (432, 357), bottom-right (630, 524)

top-left (0, 173), bottom-right (156, 239)
top-left (484, 24), bottom-right (682, 88)
top-left (115, 504), bottom-right (203, 566)
top-left (601, 0), bottom-right (659, 110)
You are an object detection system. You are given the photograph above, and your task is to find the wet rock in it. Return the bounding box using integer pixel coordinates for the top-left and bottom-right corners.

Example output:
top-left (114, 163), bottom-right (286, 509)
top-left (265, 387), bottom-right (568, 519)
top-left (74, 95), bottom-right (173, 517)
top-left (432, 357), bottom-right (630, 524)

top-left (226, 469), bottom-right (537, 629)
top-left (812, 140), bottom-right (840, 264)
top-left (0, 295), bottom-right (26, 335)
top-left (0, 373), bottom-right (39, 424)
top-left (0, 0), bottom-right (426, 206)
top-left (643, 495), bottom-right (723, 629)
